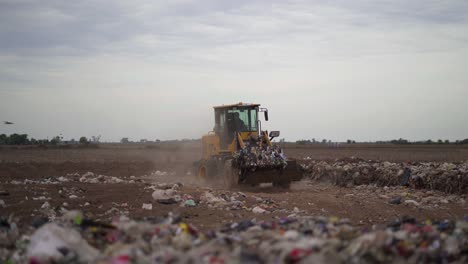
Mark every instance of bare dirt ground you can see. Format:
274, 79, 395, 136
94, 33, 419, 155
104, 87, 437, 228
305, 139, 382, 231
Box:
282, 143, 468, 162
1, 143, 467, 232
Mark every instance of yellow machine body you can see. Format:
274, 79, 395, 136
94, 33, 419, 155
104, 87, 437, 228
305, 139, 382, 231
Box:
202, 131, 273, 160
197, 102, 300, 187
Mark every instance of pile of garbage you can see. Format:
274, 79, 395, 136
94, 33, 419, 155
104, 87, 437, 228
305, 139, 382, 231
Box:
2, 212, 468, 263
300, 159, 468, 194
234, 143, 287, 170
335, 184, 466, 210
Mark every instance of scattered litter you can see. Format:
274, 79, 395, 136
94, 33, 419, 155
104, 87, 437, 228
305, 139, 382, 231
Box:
9, 172, 142, 185
57, 176, 69, 182
152, 170, 168, 176
200, 191, 226, 205
389, 197, 402, 205
32, 196, 49, 201
184, 199, 196, 207
40, 202, 50, 209
27, 223, 99, 263
1, 213, 467, 263
252, 206, 267, 214
404, 199, 420, 207
157, 198, 177, 204
152, 189, 180, 204
142, 203, 153, 210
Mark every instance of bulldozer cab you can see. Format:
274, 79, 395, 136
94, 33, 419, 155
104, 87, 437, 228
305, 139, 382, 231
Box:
214, 103, 259, 150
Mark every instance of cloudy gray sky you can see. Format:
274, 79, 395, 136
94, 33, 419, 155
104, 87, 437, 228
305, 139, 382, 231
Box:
1, 0, 467, 142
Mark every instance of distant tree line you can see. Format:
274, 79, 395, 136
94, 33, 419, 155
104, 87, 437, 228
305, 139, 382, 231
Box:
120, 137, 199, 144
376, 138, 468, 145
294, 138, 468, 145
2, 133, 467, 145
296, 138, 333, 145
0, 133, 92, 145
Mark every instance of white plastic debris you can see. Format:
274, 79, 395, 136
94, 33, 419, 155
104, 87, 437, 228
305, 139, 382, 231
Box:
32, 196, 48, 201
152, 189, 177, 201
27, 223, 99, 262
57, 176, 69, 182
283, 230, 299, 240
200, 192, 225, 204
80, 172, 94, 180
404, 200, 420, 207
109, 176, 124, 183
0, 199, 5, 208
153, 170, 168, 176
142, 203, 153, 210
41, 201, 50, 209
252, 206, 267, 214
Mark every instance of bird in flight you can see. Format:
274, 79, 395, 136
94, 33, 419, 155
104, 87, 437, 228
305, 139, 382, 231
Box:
3, 121, 14, 125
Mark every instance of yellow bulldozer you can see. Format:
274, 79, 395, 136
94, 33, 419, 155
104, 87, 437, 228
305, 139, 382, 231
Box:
196, 102, 301, 188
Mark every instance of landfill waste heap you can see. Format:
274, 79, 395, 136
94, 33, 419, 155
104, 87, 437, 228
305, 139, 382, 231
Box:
233, 142, 288, 171
300, 159, 468, 194
1, 212, 468, 263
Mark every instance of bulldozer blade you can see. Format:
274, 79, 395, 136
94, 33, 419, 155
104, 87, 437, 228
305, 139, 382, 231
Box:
240, 160, 302, 186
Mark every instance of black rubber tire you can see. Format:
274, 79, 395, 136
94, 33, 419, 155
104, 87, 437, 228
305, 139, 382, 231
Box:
273, 181, 290, 188
197, 163, 208, 184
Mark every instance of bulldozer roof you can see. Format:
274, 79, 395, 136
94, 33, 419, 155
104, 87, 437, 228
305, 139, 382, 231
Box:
213, 102, 260, 109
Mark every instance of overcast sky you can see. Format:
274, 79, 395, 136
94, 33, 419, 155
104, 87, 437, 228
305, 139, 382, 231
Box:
1, 0, 467, 142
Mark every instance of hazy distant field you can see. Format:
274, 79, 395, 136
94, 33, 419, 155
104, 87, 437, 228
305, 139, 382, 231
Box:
1, 142, 467, 163
1, 142, 466, 182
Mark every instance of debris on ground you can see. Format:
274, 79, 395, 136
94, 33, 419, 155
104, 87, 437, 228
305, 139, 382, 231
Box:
183, 199, 196, 207
301, 159, 468, 193
141, 203, 152, 210
389, 197, 402, 205
404, 199, 420, 207
41, 201, 50, 210
252, 206, 267, 214
8, 171, 147, 185
3, 154, 468, 263
152, 188, 180, 205
2, 212, 468, 263
27, 223, 99, 263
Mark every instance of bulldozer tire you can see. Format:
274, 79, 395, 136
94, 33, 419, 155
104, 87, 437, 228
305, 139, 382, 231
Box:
273, 180, 290, 189
197, 165, 207, 180
223, 159, 238, 189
